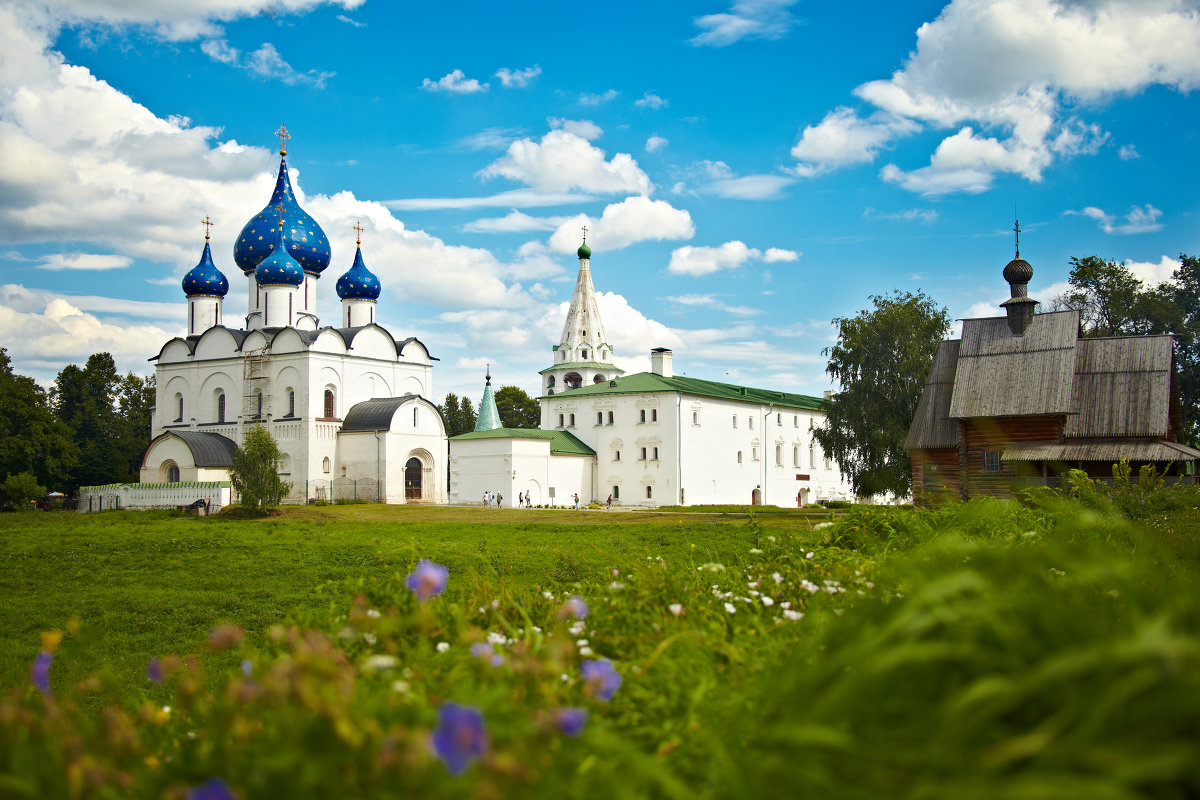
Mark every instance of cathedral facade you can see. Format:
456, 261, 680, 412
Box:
139, 135, 447, 504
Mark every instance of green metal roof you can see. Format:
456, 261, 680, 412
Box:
449, 428, 596, 456
475, 381, 502, 431
538, 361, 619, 374
539, 371, 825, 411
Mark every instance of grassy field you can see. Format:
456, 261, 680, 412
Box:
1, 493, 1198, 798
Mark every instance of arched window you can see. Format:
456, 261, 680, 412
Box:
794, 415, 799, 427
693, 411, 698, 425
749, 417, 754, 430
593, 374, 605, 383
652, 447, 659, 460
639, 409, 646, 423
777, 413, 782, 426
324, 389, 335, 418
287, 389, 295, 417
582, 349, 588, 359
607, 411, 613, 424
809, 446, 816, 468
548, 375, 555, 387
640, 447, 647, 460
322, 457, 331, 473
612, 485, 619, 499
646, 486, 652, 499
217, 393, 226, 423
174, 393, 183, 422
752, 447, 758, 461
793, 446, 799, 466
775, 445, 782, 466
737, 451, 743, 464
167, 464, 180, 482
558, 413, 565, 427
732, 415, 738, 428
548, 389, 555, 396
614, 450, 621, 461
651, 409, 658, 422
568, 413, 575, 427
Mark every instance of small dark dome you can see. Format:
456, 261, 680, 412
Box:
182, 240, 229, 297
577, 241, 591, 259
1003, 257, 1033, 284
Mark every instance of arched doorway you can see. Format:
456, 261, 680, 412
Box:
404, 457, 422, 500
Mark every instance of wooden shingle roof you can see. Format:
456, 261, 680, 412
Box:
947, 311, 1080, 418
1064, 335, 1175, 439
904, 339, 961, 450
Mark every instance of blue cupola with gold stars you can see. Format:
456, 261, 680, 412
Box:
337, 223, 381, 326
256, 217, 306, 288
184, 217, 229, 335
234, 127, 331, 278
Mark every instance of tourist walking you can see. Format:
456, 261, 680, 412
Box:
482, 490, 489, 507
496, 492, 503, 508
606, 494, 612, 510
573, 492, 580, 510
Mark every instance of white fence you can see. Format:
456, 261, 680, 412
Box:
77, 482, 232, 513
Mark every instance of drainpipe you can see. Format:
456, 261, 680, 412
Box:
676, 391, 683, 505
375, 429, 382, 503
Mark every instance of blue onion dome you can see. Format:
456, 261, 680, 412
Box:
336, 240, 382, 300
182, 236, 229, 297
255, 219, 305, 287
233, 147, 331, 276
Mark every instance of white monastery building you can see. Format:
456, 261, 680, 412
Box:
138, 130, 448, 505
121, 129, 847, 511
448, 238, 850, 507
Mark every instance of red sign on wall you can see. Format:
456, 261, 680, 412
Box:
795, 474, 810, 481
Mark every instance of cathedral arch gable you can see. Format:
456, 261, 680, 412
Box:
155, 338, 195, 363
344, 326, 399, 360
241, 330, 269, 353
193, 326, 243, 360
270, 327, 308, 354
397, 337, 432, 365
311, 329, 349, 354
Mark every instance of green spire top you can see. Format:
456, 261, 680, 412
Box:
577, 225, 591, 259
474, 366, 503, 432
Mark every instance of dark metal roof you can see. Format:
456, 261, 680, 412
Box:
143, 430, 237, 468
904, 339, 961, 450
341, 395, 427, 431
1064, 336, 1174, 439
948, 311, 1079, 418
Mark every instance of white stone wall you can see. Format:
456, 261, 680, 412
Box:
449, 438, 595, 507
78, 482, 231, 513
544, 387, 850, 507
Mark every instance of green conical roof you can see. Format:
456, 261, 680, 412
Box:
474, 368, 503, 432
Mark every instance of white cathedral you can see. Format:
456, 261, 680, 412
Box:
134, 131, 850, 509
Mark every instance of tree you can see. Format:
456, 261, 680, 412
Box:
1163, 254, 1200, 444
229, 426, 291, 513
1, 471, 46, 508
494, 385, 540, 429
0, 348, 76, 491
438, 393, 479, 437
1050, 256, 1145, 336
813, 290, 951, 498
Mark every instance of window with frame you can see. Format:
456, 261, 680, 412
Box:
775, 445, 782, 466
569, 413, 575, 426
217, 393, 226, 423
692, 411, 699, 425
323, 389, 335, 418
737, 451, 743, 464
646, 486, 652, 499
614, 450, 621, 461
653, 447, 659, 460
984, 451, 1002, 472
752, 447, 759, 461
733, 415, 738, 428
174, 393, 184, 422
639, 409, 646, 423
651, 409, 657, 422
287, 390, 295, 417
777, 413, 782, 426
809, 446, 816, 469
597, 411, 603, 425
640, 447, 647, 460
793, 415, 799, 427
612, 485, 619, 499
749, 417, 754, 430
558, 413, 564, 427
793, 446, 799, 466
607, 410, 614, 424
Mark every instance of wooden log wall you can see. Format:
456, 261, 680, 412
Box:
911, 448, 960, 506
960, 416, 1064, 499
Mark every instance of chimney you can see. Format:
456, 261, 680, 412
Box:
650, 347, 673, 377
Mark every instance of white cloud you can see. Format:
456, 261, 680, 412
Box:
1118, 143, 1140, 160
457, 127, 523, 151
1065, 204, 1164, 235
666, 293, 761, 316
548, 118, 603, 140
198, 39, 334, 87
479, 130, 653, 195
495, 65, 541, 88
335, 13, 365, 27
792, 0, 1200, 192
645, 135, 669, 153
421, 69, 489, 93
668, 241, 761, 276
579, 89, 618, 106
635, 91, 668, 109
1126, 255, 1179, 286
200, 38, 239, 64
863, 207, 939, 223
462, 211, 567, 234
791, 108, 918, 176
36, 253, 132, 270
708, 174, 796, 200
690, 0, 798, 47
503, 241, 569, 281
384, 189, 597, 211
547, 196, 695, 253
763, 248, 799, 262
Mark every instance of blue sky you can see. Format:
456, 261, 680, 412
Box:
1, 0, 1197, 405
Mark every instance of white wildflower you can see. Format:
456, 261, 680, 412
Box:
363, 632, 377, 645
801, 579, 820, 594
783, 609, 804, 621
700, 563, 727, 573
486, 632, 507, 646
569, 621, 586, 636
772, 572, 784, 584
576, 639, 589, 647
780, 601, 792, 609
761, 596, 775, 607
542, 591, 554, 599
724, 602, 737, 614
436, 642, 450, 653
805, 551, 815, 559
669, 603, 683, 615
366, 609, 381, 619
363, 655, 400, 671
391, 680, 410, 694
749, 548, 763, 554
579, 646, 594, 656
813, 522, 833, 530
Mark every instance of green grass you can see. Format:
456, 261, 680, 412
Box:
1, 494, 1198, 798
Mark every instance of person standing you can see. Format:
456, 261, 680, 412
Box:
573, 492, 580, 510
496, 492, 503, 508
482, 490, 489, 507
606, 494, 612, 510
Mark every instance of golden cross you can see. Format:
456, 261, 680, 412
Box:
353, 220, 364, 245
274, 202, 286, 230
201, 215, 213, 240
275, 123, 290, 153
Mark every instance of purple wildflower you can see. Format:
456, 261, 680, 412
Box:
581, 658, 622, 702
558, 595, 589, 620
146, 657, 165, 685
406, 559, 449, 601
431, 702, 486, 775
240, 659, 253, 677
187, 777, 236, 800
470, 642, 505, 667
556, 707, 588, 737
31, 651, 52, 697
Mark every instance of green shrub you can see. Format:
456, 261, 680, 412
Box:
229, 427, 291, 514
1, 471, 46, 507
